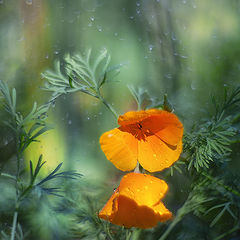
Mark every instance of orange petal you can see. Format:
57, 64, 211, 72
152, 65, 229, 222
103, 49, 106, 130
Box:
99, 128, 138, 171
98, 173, 172, 229
98, 189, 119, 221
118, 109, 163, 126
138, 135, 183, 172
119, 173, 168, 206
111, 195, 171, 228
141, 111, 183, 146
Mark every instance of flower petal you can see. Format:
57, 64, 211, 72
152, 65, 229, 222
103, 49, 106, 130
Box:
110, 195, 171, 228
141, 111, 183, 146
138, 135, 183, 172
118, 109, 162, 126
119, 173, 168, 206
99, 173, 172, 229
99, 128, 138, 171
98, 189, 119, 221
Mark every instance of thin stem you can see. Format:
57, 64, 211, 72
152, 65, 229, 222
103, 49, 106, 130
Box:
158, 215, 181, 240
134, 162, 140, 173
125, 229, 132, 240
0, 173, 16, 181
97, 92, 118, 119
130, 229, 141, 240
11, 129, 22, 240
10, 211, 18, 240
213, 225, 239, 240
202, 171, 240, 198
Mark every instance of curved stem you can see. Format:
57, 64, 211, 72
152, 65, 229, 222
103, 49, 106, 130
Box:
97, 91, 118, 120
213, 225, 239, 240
158, 215, 181, 240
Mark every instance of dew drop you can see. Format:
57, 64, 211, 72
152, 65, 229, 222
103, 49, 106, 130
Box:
108, 134, 113, 138
149, 45, 154, 51
25, 0, 32, 5
144, 186, 149, 190
97, 25, 102, 32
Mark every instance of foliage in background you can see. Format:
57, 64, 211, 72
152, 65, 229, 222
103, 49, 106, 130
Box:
1, 48, 240, 240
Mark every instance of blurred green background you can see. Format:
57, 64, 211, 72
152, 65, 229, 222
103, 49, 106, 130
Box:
1, 0, 240, 239
1, 0, 239, 178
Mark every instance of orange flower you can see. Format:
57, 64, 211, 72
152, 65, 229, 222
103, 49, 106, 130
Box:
99, 172, 172, 229
100, 109, 183, 172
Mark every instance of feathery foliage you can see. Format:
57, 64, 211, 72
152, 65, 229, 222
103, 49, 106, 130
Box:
1, 50, 240, 240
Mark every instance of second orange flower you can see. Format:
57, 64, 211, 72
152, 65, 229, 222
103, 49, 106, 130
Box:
100, 109, 183, 172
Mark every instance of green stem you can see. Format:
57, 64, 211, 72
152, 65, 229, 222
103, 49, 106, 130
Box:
158, 215, 181, 240
130, 229, 141, 240
125, 229, 132, 240
10, 211, 18, 240
133, 162, 140, 173
11, 129, 22, 240
202, 172, 240, 198
98, 93, 118, 120
0, 173, 16, 181
213, 225, 239, 240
